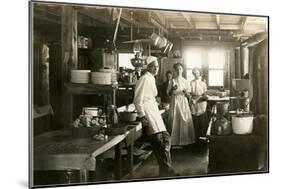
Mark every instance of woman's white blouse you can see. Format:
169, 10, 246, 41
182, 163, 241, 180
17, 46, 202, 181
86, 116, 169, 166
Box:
190, 79, 207, 116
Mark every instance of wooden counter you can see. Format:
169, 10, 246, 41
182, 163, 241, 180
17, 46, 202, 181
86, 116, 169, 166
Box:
33, 122, 142, 183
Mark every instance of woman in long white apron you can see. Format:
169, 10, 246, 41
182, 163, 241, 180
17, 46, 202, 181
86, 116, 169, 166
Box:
167, 63, 195, 146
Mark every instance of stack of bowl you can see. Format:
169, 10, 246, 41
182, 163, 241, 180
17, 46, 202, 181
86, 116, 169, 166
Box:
97, 68, 118, 84
70, 70, 91, 83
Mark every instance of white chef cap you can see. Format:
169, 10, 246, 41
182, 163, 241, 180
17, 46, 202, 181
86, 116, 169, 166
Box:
146, 56, 158, 66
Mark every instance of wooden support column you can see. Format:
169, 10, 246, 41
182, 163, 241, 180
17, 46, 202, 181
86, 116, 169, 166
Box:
40, 44, 50, 106
240, 45, 245, 77
114, 143, 122, 180
248, 46, 256, 112
234, 47, 241, 78
61, 6, 78, 83
61, 6, 78, 126
224, 49, 232, 89
229, 48, 237, 96
126, 129, 135, 178
240, 46, 249, 77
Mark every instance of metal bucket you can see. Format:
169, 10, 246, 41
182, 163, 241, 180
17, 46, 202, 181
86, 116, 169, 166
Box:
232, 114, 254, 135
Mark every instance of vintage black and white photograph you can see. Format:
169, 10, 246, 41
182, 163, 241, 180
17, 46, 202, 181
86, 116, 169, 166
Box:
29, 0, 268, 188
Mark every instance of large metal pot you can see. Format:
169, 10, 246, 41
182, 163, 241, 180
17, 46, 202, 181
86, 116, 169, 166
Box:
119, 111, 137, 122
232, 114, 254, 135
211, 117, 232, 135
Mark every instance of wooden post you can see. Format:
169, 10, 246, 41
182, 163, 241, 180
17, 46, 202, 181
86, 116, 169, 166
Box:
61, 6, 78, 83
240, 46, 249, 77
61, 6, 78, 127
240, 45, 245, 77
40, 43, 50, 106
114, 143, 122, 180
229, 49, 236, 96
234, 47, 241, 79
126, 129, 135, 178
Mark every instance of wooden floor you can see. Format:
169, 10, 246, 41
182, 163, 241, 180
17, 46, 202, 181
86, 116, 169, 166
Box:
33, 140, 265, 186
129, 142, 209, 179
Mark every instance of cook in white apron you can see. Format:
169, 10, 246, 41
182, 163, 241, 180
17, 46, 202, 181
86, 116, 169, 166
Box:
134, 56, 176, 176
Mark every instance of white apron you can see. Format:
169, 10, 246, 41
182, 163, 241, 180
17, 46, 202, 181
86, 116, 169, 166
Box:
168, 77, 195, 146
143, 98, 167, 135
134, 72, 166, 136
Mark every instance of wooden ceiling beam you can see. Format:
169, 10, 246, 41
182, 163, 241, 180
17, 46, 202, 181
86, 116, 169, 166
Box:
78, 8, 129, 28
240, 16, 248, 30
152, 12, 166, 28
215, 14, 221, 30
120, 10, 152, 29
150, 17, 168, 34
180, 35, 236, 41
78, 8, 112, 25
33, 8, 61, 25
220, 24, 243, 30
180, 12, 195, 28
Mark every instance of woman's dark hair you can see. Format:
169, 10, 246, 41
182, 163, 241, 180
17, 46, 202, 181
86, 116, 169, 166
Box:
173, 62, 184, 70
165, 70, 172, 77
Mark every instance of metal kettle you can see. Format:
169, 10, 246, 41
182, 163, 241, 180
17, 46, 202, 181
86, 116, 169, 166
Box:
211, 116, 232, 135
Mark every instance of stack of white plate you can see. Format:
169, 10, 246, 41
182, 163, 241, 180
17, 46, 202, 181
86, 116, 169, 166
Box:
99, 68, 118, 83
91, 72, 112, 85
70, 70, 91, 83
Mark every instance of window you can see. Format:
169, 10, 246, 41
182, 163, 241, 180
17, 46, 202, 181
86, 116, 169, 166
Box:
183, 48, 226, 88
118, 53, 135, 69
208, 50, 225, 87
185, 49, 202, 82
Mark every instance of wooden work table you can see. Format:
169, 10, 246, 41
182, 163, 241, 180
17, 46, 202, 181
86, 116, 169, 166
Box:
33, 122, 142, 184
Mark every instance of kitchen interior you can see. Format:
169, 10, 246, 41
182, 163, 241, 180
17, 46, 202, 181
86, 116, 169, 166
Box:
31, 1, 268, 187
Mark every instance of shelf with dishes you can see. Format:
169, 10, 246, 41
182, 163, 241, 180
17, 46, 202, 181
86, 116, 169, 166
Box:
70, 69, 117, 85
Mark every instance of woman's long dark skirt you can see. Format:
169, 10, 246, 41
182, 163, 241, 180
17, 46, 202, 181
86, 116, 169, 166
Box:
192, 112, 208, 140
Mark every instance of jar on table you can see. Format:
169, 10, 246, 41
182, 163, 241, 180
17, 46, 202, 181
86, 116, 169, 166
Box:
107, 104, 119, 126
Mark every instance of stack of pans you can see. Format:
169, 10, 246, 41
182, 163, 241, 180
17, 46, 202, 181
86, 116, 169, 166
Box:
70, 70, 91, 83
